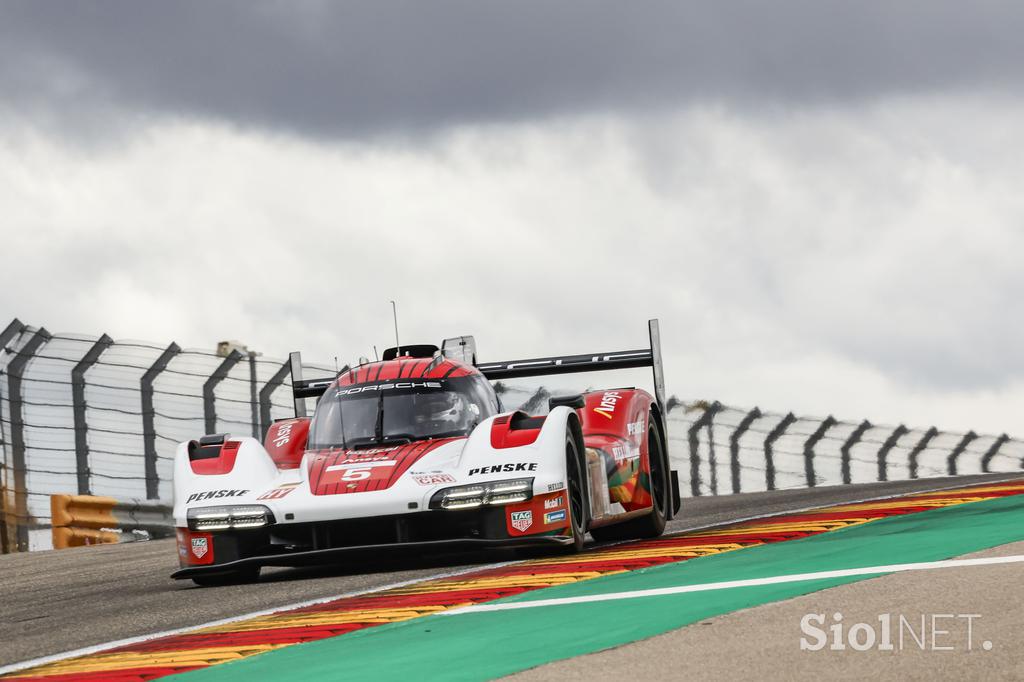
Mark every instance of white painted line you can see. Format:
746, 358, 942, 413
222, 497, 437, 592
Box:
0, 559, 516, 677
440, 554, 1024, 616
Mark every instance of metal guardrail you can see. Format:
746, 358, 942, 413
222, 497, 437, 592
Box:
50, 494, 174, 549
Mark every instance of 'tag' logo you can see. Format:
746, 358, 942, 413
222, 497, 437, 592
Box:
191, 537, 208, 559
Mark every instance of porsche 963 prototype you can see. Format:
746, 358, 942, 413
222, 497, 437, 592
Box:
172, 320, 680, 585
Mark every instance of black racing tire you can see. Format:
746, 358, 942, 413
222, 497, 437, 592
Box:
516, 431, 586, 557
191, 565, 260, 587
589, 416, 668, 542
563, 431, 587, 552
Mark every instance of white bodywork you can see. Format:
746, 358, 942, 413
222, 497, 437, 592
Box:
173, 407, 577, 527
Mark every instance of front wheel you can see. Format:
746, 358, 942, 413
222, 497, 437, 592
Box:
515, 432, 586, 558
564, 431, 587, 552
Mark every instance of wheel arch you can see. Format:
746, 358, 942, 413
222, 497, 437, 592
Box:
647, 400, 679, 519
565, 410, 591, 530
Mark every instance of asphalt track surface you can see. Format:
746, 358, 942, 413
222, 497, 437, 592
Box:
508, 541, 1024, 680
0, 473, 1015, 668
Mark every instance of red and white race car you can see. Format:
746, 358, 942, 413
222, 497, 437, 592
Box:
171, 320, 680, 585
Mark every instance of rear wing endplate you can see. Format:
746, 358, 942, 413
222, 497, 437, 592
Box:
476, 319, 667, 413
288, 352, 345, 417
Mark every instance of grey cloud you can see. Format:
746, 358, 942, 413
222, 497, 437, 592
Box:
2, 1, 1024, 139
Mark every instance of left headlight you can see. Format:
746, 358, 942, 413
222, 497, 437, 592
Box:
429, 478, 533, 510
187, 505, 274, 531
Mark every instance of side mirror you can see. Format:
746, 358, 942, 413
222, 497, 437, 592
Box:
441, 335, 477, 365
548, 394, 585, 411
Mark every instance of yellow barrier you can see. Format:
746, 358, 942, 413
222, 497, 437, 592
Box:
50, 495, 120, 549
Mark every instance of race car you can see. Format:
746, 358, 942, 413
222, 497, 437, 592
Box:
171, 320, 680, 585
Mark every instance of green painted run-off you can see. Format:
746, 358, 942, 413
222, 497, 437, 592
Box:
173, 493, 1024, 682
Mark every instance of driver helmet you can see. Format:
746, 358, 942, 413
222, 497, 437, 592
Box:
414, 391, 479, 430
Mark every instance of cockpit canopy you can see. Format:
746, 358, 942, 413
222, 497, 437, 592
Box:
308, 372, 499, 449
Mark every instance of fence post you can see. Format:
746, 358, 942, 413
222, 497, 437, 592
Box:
203, 350, 243, 435
0, 318, 25, 354
908, 427, 938, 479
71, 334, 113, 495
803, 416, 837, 488
248, 352, 259, 439
729, 407, 761, 494
686, 401, 722, 497
947, 431, 978, 476
0, 318, 27, 554
980, 434, 1010, 473
259, 361, 291, 441
876, 425, 909, 482
764, 413, 796, 491
840, 420, 872, 484
6, 327, 51, 552
141, 343, 180, 500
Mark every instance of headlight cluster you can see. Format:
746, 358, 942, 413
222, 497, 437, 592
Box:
429, 478, 533, 510
187, 505, 273, 531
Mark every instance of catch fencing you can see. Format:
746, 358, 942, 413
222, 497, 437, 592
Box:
665, 400, 1023, 497
0, 319, 333, 552
2, 319, 1022, 552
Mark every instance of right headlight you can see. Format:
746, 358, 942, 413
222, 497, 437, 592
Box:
429, 478, 533, 510
187, 505, 274, 531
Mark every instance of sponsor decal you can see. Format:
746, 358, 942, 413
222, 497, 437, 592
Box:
337, 381, 442, 397
412, 473, 456, 486
544, 496, 563, 510
257, 483, 299, 500
339, 444, 395, 454
468, 463, 538, 476
611, 444, 640, 463
325, 459, 397, 471
594, 391, 622, 419
176, 530, 214, 566
186, 489, 249, 504
547, 482, 565, 492
510, 510, 533, 532
544, 510, 567, 524
191, 537, 209, 559
627, 418, 645, 436
271, 421, 295, 448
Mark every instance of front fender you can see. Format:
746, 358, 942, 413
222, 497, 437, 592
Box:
457, 406, 577, 495
172, 436, 281, 525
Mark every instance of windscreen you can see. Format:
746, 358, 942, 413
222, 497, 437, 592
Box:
308, 375, 498, 449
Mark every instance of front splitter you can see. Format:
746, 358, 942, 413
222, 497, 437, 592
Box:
171, 535, 573, 579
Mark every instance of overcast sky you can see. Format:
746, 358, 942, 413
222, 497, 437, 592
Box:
2, 1, 1023, 434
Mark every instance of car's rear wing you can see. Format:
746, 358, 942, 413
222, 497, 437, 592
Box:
288, 353, 344, 417
289, 318, 667, 425
476, 319, 667, 417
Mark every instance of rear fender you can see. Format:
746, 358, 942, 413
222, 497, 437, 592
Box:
580, 388, 658, 513
264, 418, 311, 469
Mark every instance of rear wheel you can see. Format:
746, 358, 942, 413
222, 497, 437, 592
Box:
590, 416, 668, 541
191, 565, 260, 587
